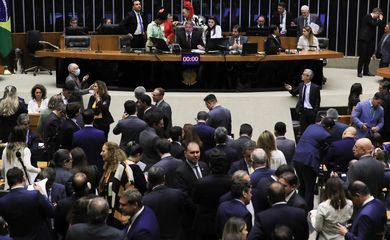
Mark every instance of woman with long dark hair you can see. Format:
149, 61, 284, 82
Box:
347, 83, 363, 114
70, 147, 99, 194
204, 16, 222, 43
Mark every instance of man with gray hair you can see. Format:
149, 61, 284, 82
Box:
65, 63, 90, 109
134, 86, 146, 100
17, 113, 41, 166
326, 108, 348, 142
66, 197, 125, 239
250, 148, 275, 188
204, 127, 240, 165
295, 5, 323, 36
285, 68, 321, 133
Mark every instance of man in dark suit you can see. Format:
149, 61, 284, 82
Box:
65, 63, 90, 108
228, 140, 256, 175
278, 172, 308, 213
324, 126, 356, 174
66, 197, 125, 240
274, 122, 295, 165
39, 167, 66, 204
113, 100, 147, 148
248, 182, 309, 240
60, 102, 82, 150
357, 8, 384, 77
139, 110, 164, 169
292, 117, 334, 210
204, 127, 240, 165
143, 166, 188, 240
152, 139, 182, 187
193, 111, 215, 152
0, 167, 54, 239
264, 25, 283, 55
337, 181, 386, 240
191, 149, 232, 240
295, 5, 323, 36
204, 94, 232, 135
216, 180, 252, 238
169, 126, 185, 159
176, 21, 205, 50
250, 148, 275, 188
346, 138, 384, 199
377, 22, 390, 68
254, 15, 267, 29
228, 25, 248, 50
228, 123, 253, 157
120, 188, 160, 240
379, 80, 390, 141
44, 101, 65, 160
271, 2, 294, 35
285, 68, 321, 133
73, 109, 106, 172
119, 0, 146, 48
326, 108, 348, 142
152, 87, 172, 137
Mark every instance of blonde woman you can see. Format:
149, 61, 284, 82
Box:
99, 141, 134, 229
256, 130, 286, 170
297, 26, 319, 50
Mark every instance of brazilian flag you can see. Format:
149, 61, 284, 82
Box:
0, 0, 12, 58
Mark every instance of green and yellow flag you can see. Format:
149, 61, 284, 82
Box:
0, 0, 12, 58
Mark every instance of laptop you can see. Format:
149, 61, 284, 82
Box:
150, 37, 170, 52
241, 43, 258, 55
206, 38, 230, 52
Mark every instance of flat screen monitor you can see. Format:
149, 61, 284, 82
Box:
150, 37, 170, 52
65, 35, 91, 49
246, 27, 269, 36
242, 43, 258, 55
65, 26, 88, 36
206, 37, 229, 51
99, 24, 127, 35
286, 26, 298, 37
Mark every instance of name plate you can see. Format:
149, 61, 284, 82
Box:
181, 53, 200, 65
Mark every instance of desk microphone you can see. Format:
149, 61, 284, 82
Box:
95, 43, 102, 53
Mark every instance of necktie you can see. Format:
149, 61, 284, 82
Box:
187, 34, 191, 47
280, 14, 284, 24
137, 13, 144, 33
304, 17, 308, 27
235, 38, 239, 44
302, 84, 307, 107
193, 165, 201, 179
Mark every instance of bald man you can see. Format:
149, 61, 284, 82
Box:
65, 63, 90, 108
325, 127, 357, 174
346, 138, 384, 198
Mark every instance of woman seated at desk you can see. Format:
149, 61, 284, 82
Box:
145, 10, 168, 52
297, 26, 319, 50
204, 16, 222, 44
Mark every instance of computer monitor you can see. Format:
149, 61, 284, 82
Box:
286, 26, 298, 37
64, 35, 91, 49
99, 24, 127, 35
119, 35, 132, 52
242, 43, 258, 55
246, 27, 269, 36
206, 37, 229, 51
65, 26, 88, 36
150, 37, 170, 52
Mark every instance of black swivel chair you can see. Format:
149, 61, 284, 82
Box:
318, 37, 329, 84
24, 30, 52, 76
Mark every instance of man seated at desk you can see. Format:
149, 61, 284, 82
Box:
228, 25, 248, 50
176, 21, 205, 50
264, 25, 284, 55
254, 15, 268, 29
69, 17, 79, 28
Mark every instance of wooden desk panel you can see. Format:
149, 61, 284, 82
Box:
59, 35, 120, 50
36, 49, 343, 62
377, 67, 390, 78
247, 36, 297, 51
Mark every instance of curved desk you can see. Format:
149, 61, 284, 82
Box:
377, 67, 390, 78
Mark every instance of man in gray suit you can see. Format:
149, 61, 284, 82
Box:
376, 22, 390, 68
65, 63, 90, 109
113, 100, 147, 148
274, 122, 295, 165
152, 87, 172, 137
295, 5, 323, 36
228, 25, 248, 50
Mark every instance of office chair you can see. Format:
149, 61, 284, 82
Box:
24, 30, 52, 76
318, 37, 329, 84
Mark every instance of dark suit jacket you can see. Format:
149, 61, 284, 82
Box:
139, 127, 160, 168
73, 126, 106, 172
170, 141, 185, 160
345, 199, 386, 240
0, 97, 27, 143
0, 188, 54, 239
271, 11, 294, 29
125, 206, 160, 240
292, 123, 331, 172
289, 81, 321, 114
175, 160, 209, 195
87, 94, 114, 130
66, 222, 125, 240
324, 137, 355, 173
207, 105, 232, 135
193, 122, 215, 151
44, 111, 63, 157
191, 174, 232, 235
113, 115, 147, 148
296, 14, 323, 36
156, 100, 172, 137
250, 167, 275, 189
275, 136, 295, 165
152, 155, 182, 187
248, 203, 309, 240
329, 121, 348, 142
55, 167, 73, 187
377, 33, 390, 63
228, 135, 252, 156
143, 185, 187, 240
346, 155, 385, 198
228, 158, 250, 175
60, 118, 81, 150
119, 10, 146, 35
287, 191, 308, 213
27, 129, 42, 166
359, 14, 383, 43
50, 182, 67, 203
176, 29, 204, 50
204, 144, 240, 165
252, 176, 276, 213
264, 35, 282, 54
216, 199, 252, 237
